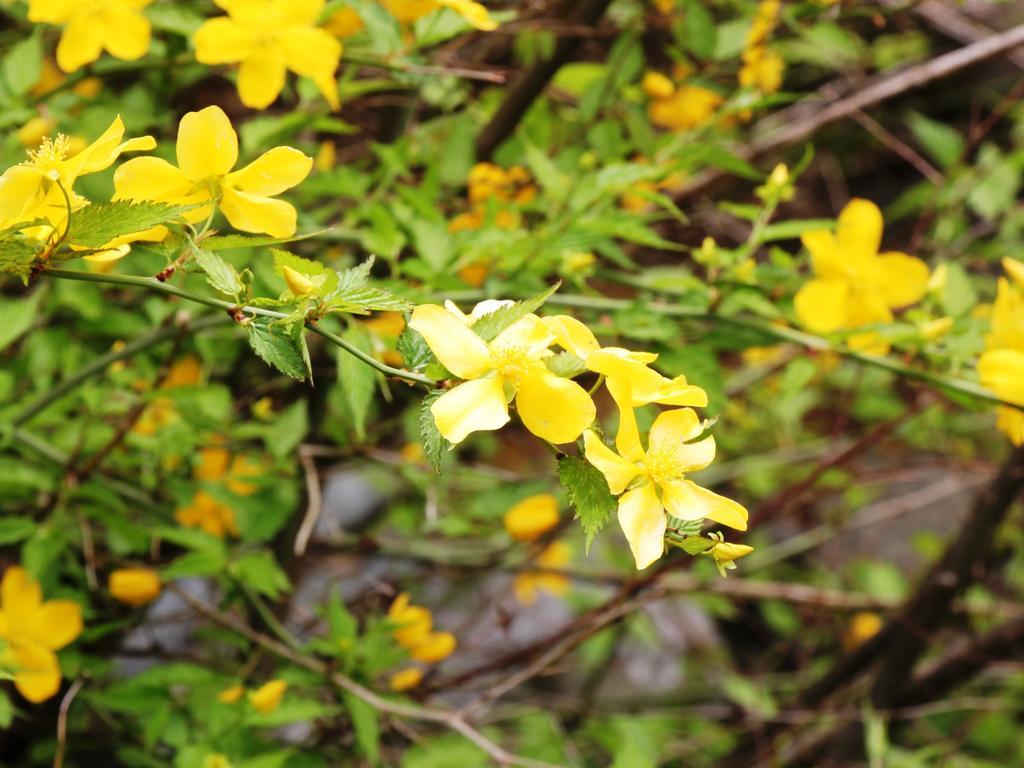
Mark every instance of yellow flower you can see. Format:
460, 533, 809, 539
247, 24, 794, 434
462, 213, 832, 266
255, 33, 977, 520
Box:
108, 568, 161, 607
175, 445, 260, 538
794, 198, 930, 351
194, 0, 342, 110
978, 270, 1024, 445
217, 683, 246, 703
641, 71, 675, 99
739, 48, 784, 93
1003, 256, 1024, 289
408, 303, 596, 444
114, 106, 312, 238
204, 755, 232, 768
647, 84, 723, 132
282, 265, 317, 296
514, 541, 571, 605
0, 115, 154, 234
844, 611, 884, 650
325, 6, 365, 37
389, 667, 424, 691
388, 593, 457, 663
437, 0, 498, 30
329, 0, 496, 33
0, 566, 82, 703
584, 409, 747, 570
707, 538, 754, 577
503, 494, 560, 541
249, 679, 287, 713
16, 116, 56, 148
28, 0, 152, 73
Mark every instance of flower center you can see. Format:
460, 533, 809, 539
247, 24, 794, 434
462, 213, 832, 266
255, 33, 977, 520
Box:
490, 345, 541, 384
28, 135, 71, 172
643, 447, 685, 485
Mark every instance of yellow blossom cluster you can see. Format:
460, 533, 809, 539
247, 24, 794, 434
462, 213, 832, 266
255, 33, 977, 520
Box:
978, 258, 1024, 444
410, 301, 749, 570
738, 0, 785, 95
175, 444, 261, 538
503, 494, 571, 604
794, 198, 930, 354
641, 67, 723, 133
0, 566, 82, 703
387, 593, 457, 691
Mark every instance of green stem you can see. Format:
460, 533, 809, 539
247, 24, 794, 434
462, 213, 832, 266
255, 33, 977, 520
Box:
39, 269, 433, 386
13, 313, 228, 427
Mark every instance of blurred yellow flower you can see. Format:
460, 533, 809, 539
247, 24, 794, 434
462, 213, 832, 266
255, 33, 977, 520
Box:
328, 0, 496, 35
844, 611, 884, 650
175, 445, 261, 538
388, 593, 457, 663
504, 494, 560, 541
408, 303, 596, 444
108, 568, 161, 607
389, 666, 424, 691
978, 260, 1024, 445
217, 683, 246, 703
194, 0, 342, 110
28, 0, 152, 73
16, 116, 56, 148
0, 566, 82, 703
738, 0, 784, 95
204, 755, 232, 768
249, 679, 288, 713
794, 198, 930, 353
115, 106, 312, 238
514, 541, 571, 604
647, 84, 723, 132
584, 409, 747, 570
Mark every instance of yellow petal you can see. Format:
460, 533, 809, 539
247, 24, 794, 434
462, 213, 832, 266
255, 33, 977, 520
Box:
876, 252, 930, 308
800, 229, 843, 279
645, 375, 708, 408
503, 494, 560, 541
515, 371, 596, 444
410, 631, 456, 663
1, 567, 42, 622
1003, 257, 1024, 290
582, 429, 641, 495
75, 116, 156, 175
281, 0, 325, 24
978, 349, 1024, 405
711, 541, 754, 564
836, 198, 883, 260
996, 405, 1024, 446
194, 18, 255, 64
101, 7, 151, 61
617, 483, 666, 570
12, 644, 62, 703
217, 683, 245, 703
389, 667, 423, 691
794, 278, 849, 333
25, 600, 83, 650
543, 315, 601, 359
430, 376, 510, 444
108, 568, 162, 608
280, 27, 342, 104
219, 187, 297, 237
225, 146, 312, 196
56, 18, 103, 72
490, 314, 555, 359
28, 0, 76, 23
604, 377, 645, 462
661, 479, 748, 530
237, 52, 287, 110
408, 304, 493, 379
249, 679, 287, 714
0, 166, 48, 227
177, 106, 238, 180
648, 407, 704, 450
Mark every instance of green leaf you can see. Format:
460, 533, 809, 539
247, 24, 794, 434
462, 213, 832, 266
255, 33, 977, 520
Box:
0, 517, 36, 545
760, 219, 835, 242
192, 246, 243, 297
396, 324, 434, 372
558, 455, 617, 553
327, 256, 411, 314
272, 248, 338, 296
343, 692, 381, 765
247, 318, 308, 381
939, 262, 977, 318
336, 325, 377, 441
470, 283, 560, 342
265, 399, 308, 459
2, 31, 42, 97
0, 237, 40, 282
230, 550, 290, 600
67, 201, 193, 249
145, 3, 206, 36
162, 550, 227, 579
546, 351, 588, 378
325, 587, 358, 645
906, 112, 964, 170
676, 536, 714, 555
0, 289, 42, 353
420, 389, 447, 474
680, 0, 717, 59
202, 230, 325, 251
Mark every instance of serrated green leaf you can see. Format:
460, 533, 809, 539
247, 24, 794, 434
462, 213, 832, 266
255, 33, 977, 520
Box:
420, 389, 447, 473
546, 351, 588, 378
470, 283, 560, 342
558, 455, 617, 553
247, 318, 308, 381
396, 324, 434, 372
344, 692, 381, 765
336, 256, 374, 292
193, 246, 243, 296
67, 201, 192, 249
336, 325, 377, 441
202, 230, 325, 251
230, 550, 290, 600
328, 285, 412, 314
0, 237, 40, 282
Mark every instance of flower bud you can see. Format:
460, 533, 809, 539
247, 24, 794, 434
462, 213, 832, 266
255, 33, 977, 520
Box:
642, 71, 675, 99
109, 568, 161, 607
282, 265, 316, 296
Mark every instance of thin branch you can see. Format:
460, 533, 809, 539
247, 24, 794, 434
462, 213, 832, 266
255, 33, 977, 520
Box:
53, 678, 85, 768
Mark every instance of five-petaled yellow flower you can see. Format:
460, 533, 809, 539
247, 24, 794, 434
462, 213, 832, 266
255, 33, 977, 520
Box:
408, 302, 596, 445
0, 566, 82, 703
503, 494, 560, 542
978, 258, 1024, 445
584, 409, 748, 570
795, 198, 930, 353
114, 106, 312, 238
194, 0, 342, 110
29, 0, 153, 73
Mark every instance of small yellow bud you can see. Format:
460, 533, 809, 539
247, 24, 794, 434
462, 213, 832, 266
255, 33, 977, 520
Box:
844, 611, 884, 650
251, 396, 275, 420
768, 163, 789, 187
282, 265, 317, 296
315, 140, 336, 172
217, 684, 245, 704
920, 316, 954, 341
562, 251, 596, 274
108, 568, 162, 607
389, 667, 424, 691
503, 494, 560, 541
642, 71, 675, 99
249, 679, 287, 714
410, 631, 457, 663
928, 263, 948, 293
